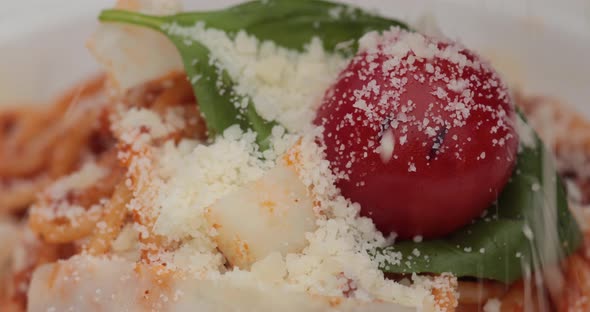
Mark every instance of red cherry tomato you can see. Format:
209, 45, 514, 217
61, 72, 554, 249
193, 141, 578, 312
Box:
314, 30, 518, 239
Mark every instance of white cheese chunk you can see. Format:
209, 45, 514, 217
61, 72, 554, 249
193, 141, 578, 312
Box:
250, 252, 287, 283
87, 0, 184, 91
206, 161, 317, 269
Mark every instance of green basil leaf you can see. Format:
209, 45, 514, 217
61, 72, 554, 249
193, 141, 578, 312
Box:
98, 10, 276, 150
373, 117, 583, 283
99, 0, 408, 149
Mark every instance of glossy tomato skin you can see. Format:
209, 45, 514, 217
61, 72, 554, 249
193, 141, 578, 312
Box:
314, 30, 519, 239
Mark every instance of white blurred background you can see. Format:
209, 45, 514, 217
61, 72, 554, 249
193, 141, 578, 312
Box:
1, 0, 588, 37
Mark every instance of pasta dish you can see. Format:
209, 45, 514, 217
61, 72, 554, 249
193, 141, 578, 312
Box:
1, 0, 589, 311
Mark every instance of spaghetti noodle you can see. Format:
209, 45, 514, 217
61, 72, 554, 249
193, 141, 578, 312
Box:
0, 73, 206, 310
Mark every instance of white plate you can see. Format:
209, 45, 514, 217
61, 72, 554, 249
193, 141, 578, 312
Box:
0, 0, 588, 117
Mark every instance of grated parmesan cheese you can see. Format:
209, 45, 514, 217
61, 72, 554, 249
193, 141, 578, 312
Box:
33, 161, 108, 223
46, 162, 107, 199
119, 119, 439, 306
152, 129, 269, 242
113, 107, 185, 148
162, 23, 348, 132
276, 131, 434, 304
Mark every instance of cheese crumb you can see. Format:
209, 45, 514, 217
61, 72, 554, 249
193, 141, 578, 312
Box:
483, 298, 502, 312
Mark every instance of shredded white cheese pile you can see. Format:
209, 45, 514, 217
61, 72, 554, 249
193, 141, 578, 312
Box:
153, 129, 269, 242
280, 130, 430, 303
114, 113, 435, 304
162, 23, 348, 132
